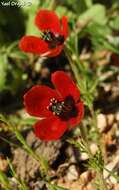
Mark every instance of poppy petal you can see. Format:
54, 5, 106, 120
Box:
34, 116, 67, 141
61, 16, 68, 38
51, 71, 80, 102
46, 45, 63, 57
24, 85, 60, 117
19, 36, 49, 54
69, 102, 84, 129
35, 9, 61, 34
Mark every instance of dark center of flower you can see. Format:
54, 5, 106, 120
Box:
43, 31, 64, 49
47, 96, 78, 120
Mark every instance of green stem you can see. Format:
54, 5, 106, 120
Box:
65, 48, 107, 190
79, 124, 92, 157
0, 170, 12, 190
0, 115, 50, 182
65, 48, 91, 153
90, 107, 105, 155
90, 107, 107, 190
96, 171, 107, 190
64, 48, 81, 84
65, 47, 92, 157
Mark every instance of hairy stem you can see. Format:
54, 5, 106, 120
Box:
65, 47, 107, 190
90, 107, 107, 190
0, 115, 50, 182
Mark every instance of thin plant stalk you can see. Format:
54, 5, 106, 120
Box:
65, 47, 107, 190
0, 115, 50, 182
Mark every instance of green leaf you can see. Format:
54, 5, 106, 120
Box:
7, 158, 28, 190
56, 6, 76, 21
84, 0, 93, 8
109, 36, 119, 48
87, 23, 111, 37
0, 171, 12, 190
48, 183, 69, 190
110, 16, 119, 30
0, 114, 49, 176
5, 67, 25, 95
19, 117, 37, 126
0, 54, 8, 91
25, 14, 40, 36
78, 4, 107, 26
62, 0, 88, 13
21, 1, 40, 36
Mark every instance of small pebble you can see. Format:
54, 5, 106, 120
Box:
97, 114, 107, 132
66, 165, 78, 181
80, 152, 89, 160
90, 143, 98, 155
107, 114, 114, 126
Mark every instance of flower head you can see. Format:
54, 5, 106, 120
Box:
19, 9, 68, 57
24, 71, 84, 141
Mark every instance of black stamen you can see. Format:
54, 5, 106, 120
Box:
47, 98, 73, 116
43, 31, 64, 49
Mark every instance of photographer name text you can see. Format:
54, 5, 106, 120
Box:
1, 1, 32, 7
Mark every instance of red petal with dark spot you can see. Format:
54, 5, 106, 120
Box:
24, 85, 60, 117
51, 71, 80, 102
35, 9, 61, 34
46, 46, 63, 57
19, 36, 49, 54
34, 116, 67, 141
69, 102, 84, 129
61, 16, 68, 38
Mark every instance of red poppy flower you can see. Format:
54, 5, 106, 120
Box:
24, 71, 84, 141
111, 53, 119, 66
19, 9, 68, 57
